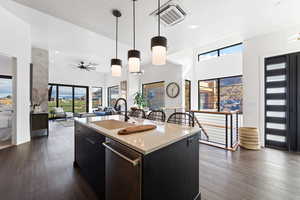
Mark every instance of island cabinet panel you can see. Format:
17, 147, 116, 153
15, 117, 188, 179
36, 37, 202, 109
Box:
105, 140, 142, 200
74, 122, 106, 198
142, 133, 200, 200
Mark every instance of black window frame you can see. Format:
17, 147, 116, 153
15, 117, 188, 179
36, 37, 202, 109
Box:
91, 87, 103, 109
198, 75, 243, 112
48, 83, 89, 116
198, 43, 243, 62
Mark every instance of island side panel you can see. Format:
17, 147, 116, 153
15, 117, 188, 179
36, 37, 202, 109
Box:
142, 132, 200, 200
74, 121, 106, 198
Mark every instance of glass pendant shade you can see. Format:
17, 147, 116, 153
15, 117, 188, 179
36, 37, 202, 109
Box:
151, 36, 167, 66
111, 58, 122, 77
128, 49, 141, 73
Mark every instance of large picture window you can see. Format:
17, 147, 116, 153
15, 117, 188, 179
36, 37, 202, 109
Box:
198, 76, 243, 112
48, 84, 89, 117
142, 81, 165, 110
92, 87, 103, 109
107, 86, 119, 107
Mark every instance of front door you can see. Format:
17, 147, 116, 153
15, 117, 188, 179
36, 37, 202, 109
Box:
265, 53, 300, 151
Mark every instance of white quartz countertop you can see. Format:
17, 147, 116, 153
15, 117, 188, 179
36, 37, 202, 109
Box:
75, 115, 201, 155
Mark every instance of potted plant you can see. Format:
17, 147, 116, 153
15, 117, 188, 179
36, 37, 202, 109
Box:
134, 92, 148, 109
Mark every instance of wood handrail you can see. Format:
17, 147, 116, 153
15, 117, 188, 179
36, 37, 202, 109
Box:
191, 110, 240, 115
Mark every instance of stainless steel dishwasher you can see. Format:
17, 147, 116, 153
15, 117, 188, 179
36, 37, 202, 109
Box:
103, 139, 142, 200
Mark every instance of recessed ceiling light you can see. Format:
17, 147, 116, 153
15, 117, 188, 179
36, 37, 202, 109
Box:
55, 51, 60, 54
188, 25, 199, 29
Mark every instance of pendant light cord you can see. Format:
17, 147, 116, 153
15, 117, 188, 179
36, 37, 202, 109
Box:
133, 0, 136, 50
116, 15, 118, 58
158, 0, 160, 36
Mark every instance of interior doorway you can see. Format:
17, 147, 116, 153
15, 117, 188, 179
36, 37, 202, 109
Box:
0, 54, 14, 150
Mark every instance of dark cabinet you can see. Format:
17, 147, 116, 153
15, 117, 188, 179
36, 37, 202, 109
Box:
74, 121, 200, 200
30, 113, 49, 137
142, 134, 200, 200
74, 122, 106, 198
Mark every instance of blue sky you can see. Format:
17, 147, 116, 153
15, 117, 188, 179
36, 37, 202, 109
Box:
0, 79, 12, 98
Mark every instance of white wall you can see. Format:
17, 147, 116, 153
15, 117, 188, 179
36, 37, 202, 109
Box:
0, 5, 31, 145
243, 24, 300, 145
0, 55, 12, 76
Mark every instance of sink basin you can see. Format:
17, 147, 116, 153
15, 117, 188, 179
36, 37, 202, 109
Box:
91, 120, 135, 130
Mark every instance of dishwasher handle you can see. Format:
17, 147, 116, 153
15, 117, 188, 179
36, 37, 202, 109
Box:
102, 142, 140, 167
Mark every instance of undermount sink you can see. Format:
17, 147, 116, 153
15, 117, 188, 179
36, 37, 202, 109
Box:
91, 120, 135, 130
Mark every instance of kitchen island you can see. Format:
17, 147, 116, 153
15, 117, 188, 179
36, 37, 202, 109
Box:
74, 115, 201, 200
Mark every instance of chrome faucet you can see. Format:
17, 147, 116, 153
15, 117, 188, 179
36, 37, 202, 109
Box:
114, 98, 130, 122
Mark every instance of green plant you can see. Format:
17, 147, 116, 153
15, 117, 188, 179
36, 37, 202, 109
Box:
134, 92, 148, 108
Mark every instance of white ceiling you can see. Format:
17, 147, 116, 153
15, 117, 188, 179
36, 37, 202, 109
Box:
11, 0, 300, 57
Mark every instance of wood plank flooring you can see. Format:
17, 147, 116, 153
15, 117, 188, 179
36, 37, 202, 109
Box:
0, 120, 299, 200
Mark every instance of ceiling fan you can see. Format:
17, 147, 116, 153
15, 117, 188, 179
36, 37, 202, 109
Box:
73, 61, 99, 71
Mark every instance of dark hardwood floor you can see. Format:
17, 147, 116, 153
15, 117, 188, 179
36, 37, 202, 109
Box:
0, 120, 299, 200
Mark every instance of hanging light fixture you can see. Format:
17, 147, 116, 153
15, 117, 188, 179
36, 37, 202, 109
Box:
111, 10, 122, 77
151, 0, 167, 65
128, 0, 141, 73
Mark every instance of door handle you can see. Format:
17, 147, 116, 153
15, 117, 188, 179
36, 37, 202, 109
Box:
102, 142, 140, 166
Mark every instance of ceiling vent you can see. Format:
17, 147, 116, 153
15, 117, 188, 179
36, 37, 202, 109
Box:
150, 0, 186, 27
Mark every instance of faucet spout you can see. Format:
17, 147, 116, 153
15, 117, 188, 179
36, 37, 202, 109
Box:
114, 98, 130, 122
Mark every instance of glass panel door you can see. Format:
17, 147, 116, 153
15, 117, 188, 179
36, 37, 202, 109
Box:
58, 86, 73, 113
74, 87, 88, 113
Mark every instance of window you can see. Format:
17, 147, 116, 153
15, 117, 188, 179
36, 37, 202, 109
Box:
48, 85, 57, 116
219, 43, 243, 56
92, 87, 102, 109
198, 80, 218, 111
219, 76, 243, 112
198, 76, 243, 113
58, 86, 73, 113
185, 80, 191, 111
198, 51, 218, 61
0, 76, 12, 106
48, 84, 89, 118
74, 87, 88, 113
107, 86, 119, 107
198, 43, 242, 62
142, 81, 165, 110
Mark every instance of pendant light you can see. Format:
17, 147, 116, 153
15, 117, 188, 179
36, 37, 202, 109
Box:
128, 0, 141, 73
151, 0, 167, 65
111, 10, 122, 77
